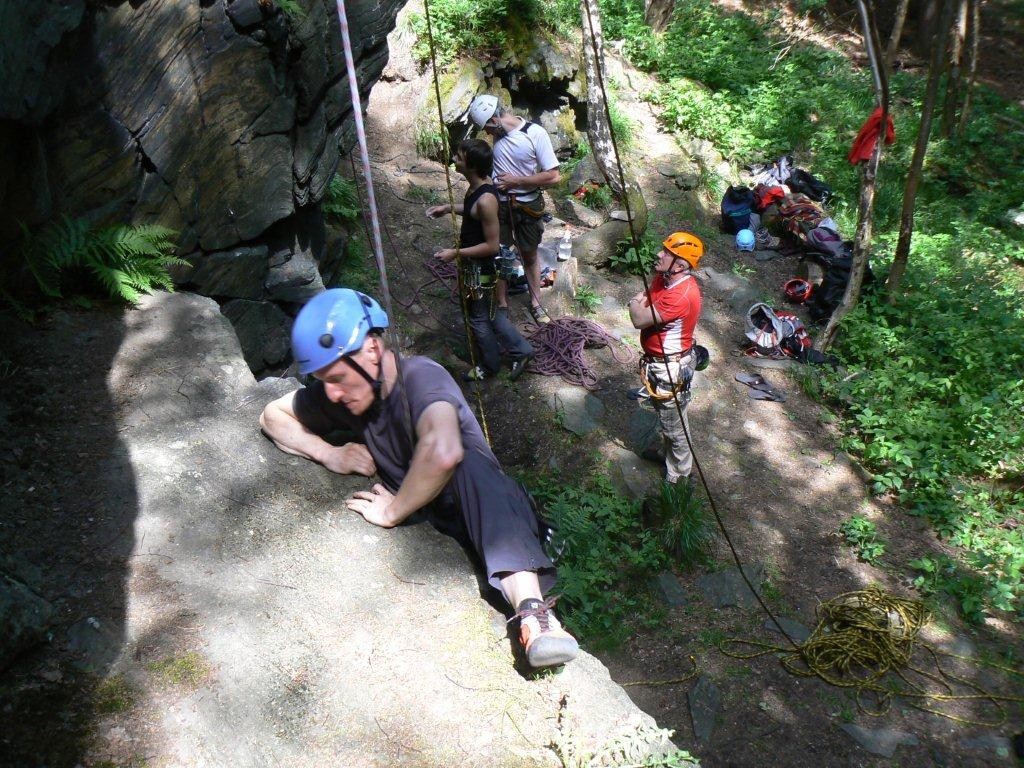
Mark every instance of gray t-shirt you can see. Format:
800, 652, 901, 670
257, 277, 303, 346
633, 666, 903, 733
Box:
293, 356, 499, 493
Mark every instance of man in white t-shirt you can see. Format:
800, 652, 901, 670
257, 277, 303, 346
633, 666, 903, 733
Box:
468, 95, 560, 324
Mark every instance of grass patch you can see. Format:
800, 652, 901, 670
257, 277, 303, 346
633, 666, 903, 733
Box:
94, 675, 135, 715
572, 284, 601, 315
147, 651, 210, 688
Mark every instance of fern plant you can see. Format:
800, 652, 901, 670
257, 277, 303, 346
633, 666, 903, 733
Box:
11, 215, 182, 308
323, 174, 361, 225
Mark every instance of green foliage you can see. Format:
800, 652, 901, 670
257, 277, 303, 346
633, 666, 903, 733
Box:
555, 722, 701, 768
4, 216, 182, 315
323, 175, 361, 225
327, 234, 378, 294
275, 0, 307, 21
575, 181, 614, 211
527, 473, 670, 649
909, 555, 990, 625
606, 93, 637, 153
609, 233, 660, 275
839, 515, 886, 564
407, 0, 574, 68
645, 481, 713, 568
573, 284, 601, 315
601, 0, 1024, 625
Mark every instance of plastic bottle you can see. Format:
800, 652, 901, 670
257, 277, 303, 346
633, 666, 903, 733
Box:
557, 230, 572, 262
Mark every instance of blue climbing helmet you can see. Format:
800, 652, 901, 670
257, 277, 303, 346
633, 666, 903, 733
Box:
291, 289, 389, 375
736, 229, 756, 252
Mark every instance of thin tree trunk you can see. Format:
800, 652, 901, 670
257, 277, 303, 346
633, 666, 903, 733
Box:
821, 0, 889, 351
940, 0, 969, 137
956, 0, 981, 137
644, 0, 675, 33
885, 0, 955, 304
885, 0, 912, 68
580, 0, 648, 233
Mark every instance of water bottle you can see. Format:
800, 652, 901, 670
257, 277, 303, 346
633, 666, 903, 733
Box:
557, 231, 572, 262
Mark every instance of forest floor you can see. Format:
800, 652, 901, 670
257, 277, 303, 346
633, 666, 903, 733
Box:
359, 23, 1023, 767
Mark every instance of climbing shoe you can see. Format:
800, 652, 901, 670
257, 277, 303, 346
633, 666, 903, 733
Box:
462, 366, 491, 382
512, 598, 578, 669
528, 303, 552, 325
508, 352, 534, 382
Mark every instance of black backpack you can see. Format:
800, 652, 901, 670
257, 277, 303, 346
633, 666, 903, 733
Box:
787, 169, 832, 204
721, 185, 757, 234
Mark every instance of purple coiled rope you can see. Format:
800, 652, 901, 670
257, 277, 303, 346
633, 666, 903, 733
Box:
525, 317, 637, 390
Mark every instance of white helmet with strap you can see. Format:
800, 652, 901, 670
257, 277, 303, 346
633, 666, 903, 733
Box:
469, 94, 498, 127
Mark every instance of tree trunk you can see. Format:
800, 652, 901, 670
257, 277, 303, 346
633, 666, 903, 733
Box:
580, 0, 648, 234
955, 0, 981, 137
821, 0, 890, 351
885, 0, 955, 303
644, 0, 675, 33
885, 0, 912, 68
939, 0, 969, 137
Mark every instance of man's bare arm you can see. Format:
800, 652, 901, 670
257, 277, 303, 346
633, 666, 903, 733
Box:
346, 401, 464, 527
629, 291, 662, 329
494, 168, 560, 192
260, 392, 376, 476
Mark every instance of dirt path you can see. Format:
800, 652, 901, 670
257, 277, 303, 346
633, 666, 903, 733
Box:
363, 45, 1023, 767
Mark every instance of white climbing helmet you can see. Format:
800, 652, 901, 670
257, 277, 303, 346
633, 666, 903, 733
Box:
469, 94, 499, 128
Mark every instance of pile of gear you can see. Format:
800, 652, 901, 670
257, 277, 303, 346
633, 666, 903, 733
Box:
718, 156, 871, 364
722, 154, 875, 332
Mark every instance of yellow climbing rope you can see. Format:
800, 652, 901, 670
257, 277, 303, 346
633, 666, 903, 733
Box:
721, 585, 1024, 726
421, 0, 492, 445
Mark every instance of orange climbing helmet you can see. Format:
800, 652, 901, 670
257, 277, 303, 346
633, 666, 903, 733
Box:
662, 231, 704, 270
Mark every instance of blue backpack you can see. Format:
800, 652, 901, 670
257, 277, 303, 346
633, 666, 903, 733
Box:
721, 186, 756, 234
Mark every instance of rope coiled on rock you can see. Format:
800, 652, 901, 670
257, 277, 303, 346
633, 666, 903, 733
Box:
525, 317, 636, 390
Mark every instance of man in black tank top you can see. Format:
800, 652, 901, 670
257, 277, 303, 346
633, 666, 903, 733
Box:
427, 140, 534, 381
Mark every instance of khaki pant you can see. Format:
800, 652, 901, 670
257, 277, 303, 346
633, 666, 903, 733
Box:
646, 356, 695, 483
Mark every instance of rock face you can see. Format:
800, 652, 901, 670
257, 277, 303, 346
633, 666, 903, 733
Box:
0, 0, 404, 355
0, 291, 674, 766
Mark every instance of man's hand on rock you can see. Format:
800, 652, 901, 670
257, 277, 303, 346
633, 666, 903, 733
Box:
345, 483, 397, 527
322, 443, 376, 476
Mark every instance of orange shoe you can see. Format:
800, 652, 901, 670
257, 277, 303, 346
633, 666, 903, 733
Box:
513, 598, 579, 668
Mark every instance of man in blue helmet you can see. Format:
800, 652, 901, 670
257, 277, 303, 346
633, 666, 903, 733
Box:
260, 288, 578, 669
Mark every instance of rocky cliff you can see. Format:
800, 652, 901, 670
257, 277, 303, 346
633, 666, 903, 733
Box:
0, 0, 402, 347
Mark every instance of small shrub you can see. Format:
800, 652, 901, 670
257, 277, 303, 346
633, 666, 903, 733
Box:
574, 181, 614, 211
839, 515, 886, 564
609, 233, 660, 275
645, 480, 713, 568
573, 284, 601, 315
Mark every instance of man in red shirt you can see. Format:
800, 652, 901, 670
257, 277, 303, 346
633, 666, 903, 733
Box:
628, 232, 704, 484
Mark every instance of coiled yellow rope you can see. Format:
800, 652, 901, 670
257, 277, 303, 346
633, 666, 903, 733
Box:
720, 585, 1023, 726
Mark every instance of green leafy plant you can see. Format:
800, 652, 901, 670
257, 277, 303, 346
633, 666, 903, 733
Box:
731, 261, 754, 279
645, 481, 713, 568
323, 175, 361, 225
909, 555, 989, 625
573, 284, 601, 315
609, 233, 660, 276
839, 515, 886, 564
574, 181, 614, 211
5, 216, 182, 314
527, 472, 670, 649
